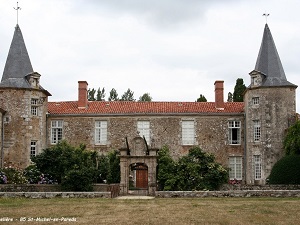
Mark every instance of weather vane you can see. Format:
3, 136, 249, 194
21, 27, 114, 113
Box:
13, 2, 21, 24
262, 13, 270, 23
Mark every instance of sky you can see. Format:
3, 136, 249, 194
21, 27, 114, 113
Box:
0, 0, 300, 111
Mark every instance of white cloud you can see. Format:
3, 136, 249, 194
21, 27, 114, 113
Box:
0, 0, 300, 111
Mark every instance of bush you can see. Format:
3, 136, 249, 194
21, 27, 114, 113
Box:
97, 150, 120, 184
61, 167, 96, 191
31, 141, 97, 184
0, 167, 27, 184
268, 155, 300, 184
284, 120, 300, 155
157, 146, 228, 191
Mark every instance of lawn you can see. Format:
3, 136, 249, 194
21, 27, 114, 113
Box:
0, 197, 299, 225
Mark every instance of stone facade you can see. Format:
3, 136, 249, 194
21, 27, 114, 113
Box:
0, 88, 48, 168
47, 114, 244, 164
244, 85, 296, 184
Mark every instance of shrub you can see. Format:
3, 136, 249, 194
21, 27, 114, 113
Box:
0, 171, 7, 184
31, 141, 98, 184
157, 146, 176, 191
98, 150, 120, 184
268, 155, 300, 184
284, 120, 300, 155
0, 167, 27, 184
157, 146, 228, 191
61, 167, 96, 191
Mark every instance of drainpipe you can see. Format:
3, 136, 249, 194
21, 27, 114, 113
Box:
243, 112, 247, 184
1, 110, 6, 168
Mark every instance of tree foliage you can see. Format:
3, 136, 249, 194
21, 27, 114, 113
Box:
196, 94, 207, 102
157, 146, 228, 191
31, 141, 98, 190
268, 155, 300, 184
96, 87, 106, 101
227, 92, 233, 102
88, 88, 96, 101
108, 88, 119, 101
284, 120, 300, 155
121, 88, 135, 101
139, 93, 152, 102
233, 78, 246, 102
97, 150, 120, 184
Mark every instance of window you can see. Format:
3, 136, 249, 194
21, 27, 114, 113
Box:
31, 98, 38, 116
254, 155, 262, 180
95, 121, 107, 145
182, 120, 195, 145
137, 121, 150, 144
252, 97, 259, 105
253, 120, 261, 142
30, 141, 37, 157
229, 156, 242, 180
51, 120, 63, 144
228, 121, 241, 145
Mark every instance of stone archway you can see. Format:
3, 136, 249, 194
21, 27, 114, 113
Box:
119, 136, 158, 196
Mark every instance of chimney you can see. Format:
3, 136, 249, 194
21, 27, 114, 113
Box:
214, 80, 224, 110
78, 81, 88, 108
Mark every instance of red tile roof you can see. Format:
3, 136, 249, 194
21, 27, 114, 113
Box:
48, 101, 244, 115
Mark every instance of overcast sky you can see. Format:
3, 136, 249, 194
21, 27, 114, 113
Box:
0, 0, 300, 111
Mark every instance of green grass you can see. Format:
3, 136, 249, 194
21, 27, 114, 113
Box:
0, 198, 300, 225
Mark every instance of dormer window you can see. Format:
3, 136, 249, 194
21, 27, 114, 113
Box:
249, 70, 265, 87
26, 72, 41, 89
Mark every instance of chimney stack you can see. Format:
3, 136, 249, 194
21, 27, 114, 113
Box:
214, 80, 224, 110
78, 81, 88, 109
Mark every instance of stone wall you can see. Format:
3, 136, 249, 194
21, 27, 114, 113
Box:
155, 190, 300, 198
0, 184, 120, 197
0, 192, 111, 198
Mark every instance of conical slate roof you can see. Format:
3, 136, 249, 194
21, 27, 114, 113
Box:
0, 24, 33, 88
255, 24, 296, 87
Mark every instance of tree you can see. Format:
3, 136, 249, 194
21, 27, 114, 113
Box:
233, 78, 246, 102
283, 120, 300, 155
196, 94, 207, 102
88, 88, 96, 101
227, 92, 233, 102
96, 87, 106, 101
108, 88, 119, 101
121, 88, 135, 101
139, 93, 152, 102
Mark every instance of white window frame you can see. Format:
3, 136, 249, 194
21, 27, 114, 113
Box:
253, 120, 261, 142
228, 121, 241, 145
252, 97, 259, 105
137, 121, 150, 145
31, 98, 38, 116
95, 121, 107, 145
254, 155, 262, 180
30, 140, 37, 157
182, 120, 195, 145
229, 156, 242, 180
51, 120, 63, 144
